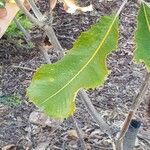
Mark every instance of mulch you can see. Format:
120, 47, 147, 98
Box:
0, 0, 150, 149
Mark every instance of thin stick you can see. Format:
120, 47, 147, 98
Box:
27, 0, 62, 54
28, 0, 44, 21
14, 0, 43, 27
38, 43, 84, 150
38, 43, 52, 64
131, 72, 150, 111
45, 26, 64, 57
79, 90, 116, 138
14, 17, 31, 44
116, 72, 150, 142
70, 116, 87, 150
12, 65, 36, 71
15, 0, 64, 55
14, 15, 51, 64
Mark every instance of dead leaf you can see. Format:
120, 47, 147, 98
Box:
2, 144, 16, 150
24, 0, 31, 11
0, 3, 20, 38
49, 0, 57, 10
0, 0, 30, 39
67, 129, 78, 140
29, 110, 61, 128
8, 0, 30, 10
59, 0, 93, 14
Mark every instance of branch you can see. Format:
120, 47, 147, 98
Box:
14, 0, 43, 27
37, 43, 52, 64
12, 65, 36, 71
70, 116, 87, 150
14, 17, 31, 44
131, 72, 150, 111
15, 0, 64, 55
28, 0, 44, 21
79, 90, 117, 138
29, 0, 62, 54
44, 26, 64, 57
116, 72, 150, 145
13, 14, 51, 68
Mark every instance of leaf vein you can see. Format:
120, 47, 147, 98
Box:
143, 3, 150, 32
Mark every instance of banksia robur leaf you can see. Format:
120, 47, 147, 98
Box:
27, 15, 119, 120
134, 3, 150, 71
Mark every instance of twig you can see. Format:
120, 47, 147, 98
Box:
14, 17, 31, 44
131, 72, 150, 111
116, 111, 134, 142
115, 0, 128, 17
27, 0, 62, 54
44, 26, 64, 58
38, 41, 84, 150
14, 0, 43, 27
70, 116, 87, 150
14, 15, 51, 64
28, 0, 44, 21
15, 0, 64, 55
37, 42, 106, 150
116, 72, 150, 145
12, 65, 36, 71
38, 43, 52, 64
79, 90, 117, 138
14, 16, 52, 65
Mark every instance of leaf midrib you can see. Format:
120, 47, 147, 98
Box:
143, 3, 150, 32
40, 16, 118, 105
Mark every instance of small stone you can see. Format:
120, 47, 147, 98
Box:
86, 144, 91, 150
29, 111, 47, 126
89, 129, 102, 137
34, 142, 50, 150
69, 140, 78, 148
67, 129, 78, 140
29, 110, 61, 128
25, 125, 40, 135
135, 138, 140, 147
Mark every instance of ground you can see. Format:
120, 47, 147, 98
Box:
0, 0, 150, 149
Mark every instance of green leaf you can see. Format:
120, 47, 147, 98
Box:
27, 15, 119, 120
134, 3, 150, 71
0, 0, 5, 8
